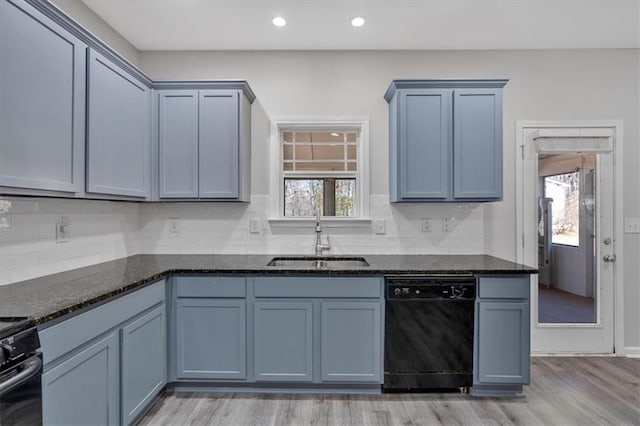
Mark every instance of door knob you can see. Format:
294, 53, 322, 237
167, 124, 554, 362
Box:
603, 254, 616, 263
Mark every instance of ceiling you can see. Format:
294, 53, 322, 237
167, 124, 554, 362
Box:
82, 0, 640, 51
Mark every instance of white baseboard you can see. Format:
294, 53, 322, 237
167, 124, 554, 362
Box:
624, 347, 640, 358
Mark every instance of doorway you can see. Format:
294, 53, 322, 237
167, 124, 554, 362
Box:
516, 122, 623, 354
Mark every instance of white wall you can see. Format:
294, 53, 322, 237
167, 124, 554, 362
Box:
0, 197, 140, 285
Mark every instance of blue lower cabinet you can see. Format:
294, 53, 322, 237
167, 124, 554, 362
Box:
320, 302, 382, 383
472, 275, 531, 397
121, 305, 166, 425
253, 302, 313, 382
42, 332, 119, 426
176, 299, 246, 379
474, 301, 530, 385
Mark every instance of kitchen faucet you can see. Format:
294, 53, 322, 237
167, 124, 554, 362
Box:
314, 211, 331, 255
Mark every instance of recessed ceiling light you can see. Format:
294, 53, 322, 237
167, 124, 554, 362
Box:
272, 16, 287, 27
330, 132, 340, 137
351, 17, 365, 27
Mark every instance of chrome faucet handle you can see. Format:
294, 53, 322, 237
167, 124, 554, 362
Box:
318, 236, 331, 254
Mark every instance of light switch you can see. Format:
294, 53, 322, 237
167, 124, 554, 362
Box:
169, 218, 179, 233
249, 218, 261, 234
373, 219, 386, 235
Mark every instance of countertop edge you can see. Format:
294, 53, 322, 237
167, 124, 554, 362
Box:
1, 254, 537, 326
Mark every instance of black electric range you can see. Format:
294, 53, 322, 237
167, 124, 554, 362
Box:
0, 317, 42, 425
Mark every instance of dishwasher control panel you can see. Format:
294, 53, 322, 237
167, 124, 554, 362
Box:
386, 277, 475, 300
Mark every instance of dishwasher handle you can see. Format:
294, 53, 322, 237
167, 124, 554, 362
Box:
0, 355, 42, 397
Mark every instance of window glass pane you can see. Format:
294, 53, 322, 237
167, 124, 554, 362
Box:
295, 132, 311, 142
293, 145, 312, 160
316, 145, 344, 161
283, 145, 294, 160
347, 145, 357, 160
346, 162, 357, 172
281, 130, 358, 173
283, 161, 294, 171
311, 132, 343, 142
545, 172, 580, 246
335, 179, 356, 217
284, 179, 323, 217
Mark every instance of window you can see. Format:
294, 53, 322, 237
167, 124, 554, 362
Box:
281, 130, 359, 217
544, 171, 580, 246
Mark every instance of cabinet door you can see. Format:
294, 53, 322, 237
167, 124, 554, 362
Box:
176, 299, 246, 379
321, 302, 381, 382
121, 305, 166, 425
198, 90, 239, 199
158, 91, 199, 198
0, 0, 85, 193
453, 88, 502, 199
475, 301, 530, 384
254, 302, 313, 381
42, 332, 119, 426
87, 49, 150, 198
398, 89, 451, 200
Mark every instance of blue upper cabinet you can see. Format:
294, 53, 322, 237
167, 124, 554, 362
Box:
385, 80, 508, 202
86, 49, 151, 198
155, 83, 254, 201
158, 91, 199, 198
199, 90, 240, 199
398, 89, 451, 200
0, 0, 86, 194
453, 89, 503, 199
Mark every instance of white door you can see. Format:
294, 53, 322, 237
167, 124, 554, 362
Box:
517, 123, 620, 354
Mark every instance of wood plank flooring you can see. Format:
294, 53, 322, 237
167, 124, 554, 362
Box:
139, 357, 640, 426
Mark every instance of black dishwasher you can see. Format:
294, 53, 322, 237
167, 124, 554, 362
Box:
383, 276, 475, 392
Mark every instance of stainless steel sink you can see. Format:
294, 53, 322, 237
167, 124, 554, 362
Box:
267, 256, 370, 268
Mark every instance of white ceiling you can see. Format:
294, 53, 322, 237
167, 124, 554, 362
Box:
82, 0, 640, 51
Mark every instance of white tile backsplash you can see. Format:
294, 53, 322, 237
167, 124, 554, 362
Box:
0, 197, 140, 285
1, 194, 486, 285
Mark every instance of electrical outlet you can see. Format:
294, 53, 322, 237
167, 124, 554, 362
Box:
624, 218, 640, 234
421, 218, 431, 233
249, 218, 261, 234
373, 219, 386, 235
169, 218, 179, 233
442, 218, 453, 232
56, 216, 69, 243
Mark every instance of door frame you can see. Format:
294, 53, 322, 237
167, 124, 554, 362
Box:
515, 120, 624, 355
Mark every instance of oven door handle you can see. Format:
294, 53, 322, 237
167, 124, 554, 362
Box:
0, 355, 42, 397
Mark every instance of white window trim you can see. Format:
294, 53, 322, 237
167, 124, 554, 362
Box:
268, 116, 371, 228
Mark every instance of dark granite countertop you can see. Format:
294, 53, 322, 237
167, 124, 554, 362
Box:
0, 254, 536, 326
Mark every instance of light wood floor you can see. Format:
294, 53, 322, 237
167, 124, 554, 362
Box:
139, 357, 640, 426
